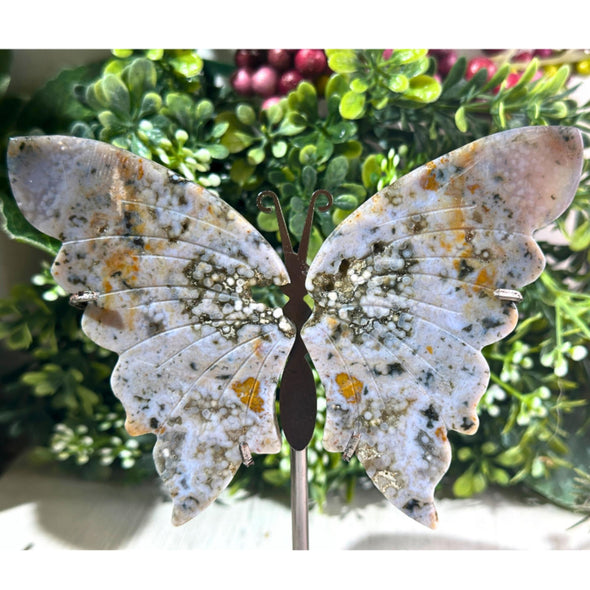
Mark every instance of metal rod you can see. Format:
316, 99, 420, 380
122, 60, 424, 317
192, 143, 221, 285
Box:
290, 447, 309, 550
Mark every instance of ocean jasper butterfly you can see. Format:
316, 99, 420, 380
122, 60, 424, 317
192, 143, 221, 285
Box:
7, 126, 583, 528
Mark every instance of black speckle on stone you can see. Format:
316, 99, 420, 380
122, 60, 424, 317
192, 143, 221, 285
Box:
458, 259, 474, 279
482, 316, 503, 330
150, 417, 159, 429
403, 499, 422, 513
421, 404, 439, 428
338, 258, 350, 276
372, 241, 386, 255
387, 362, 405, 376
461, 416, 475, 430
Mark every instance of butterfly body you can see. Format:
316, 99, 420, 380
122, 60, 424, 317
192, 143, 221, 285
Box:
7, 126, 583, 528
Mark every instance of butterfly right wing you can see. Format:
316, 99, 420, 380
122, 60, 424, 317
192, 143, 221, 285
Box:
302, 126, 583, 527
7, 135, 296, 524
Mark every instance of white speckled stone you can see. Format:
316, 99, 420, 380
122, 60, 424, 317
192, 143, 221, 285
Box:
301, 126, 583, 528
7, 127, 584, 531
7, 135, 296, 525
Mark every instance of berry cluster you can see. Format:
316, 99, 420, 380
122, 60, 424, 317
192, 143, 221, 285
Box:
231, 49, 331, 108
429, 49, 590, 91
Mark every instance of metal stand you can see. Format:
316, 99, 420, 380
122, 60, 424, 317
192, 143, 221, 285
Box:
257, 190, 333, 551
291, 447, 309, 550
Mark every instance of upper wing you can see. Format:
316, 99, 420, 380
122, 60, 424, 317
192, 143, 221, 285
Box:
7, 135, 296, 525
301, 126, 583, 528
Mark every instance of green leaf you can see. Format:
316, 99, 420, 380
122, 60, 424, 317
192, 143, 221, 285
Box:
257, 210, 279, 232
388, 49, 427, 65
482, 62, 511, 92
0, 190, 60, 255
333, 193, 358, 210
99, 74, 131, 118
277, 112, 307, 136
336, 140, 362, 160
6, 323, 33, 350
361, 154, 381, 188
404, 75, 441, 103
496, 100, 506, 128
122, 58, 157, 110
569, 219, 590, 251
221, 126, 256, 153
454, 105, 468, 132
327, 50, 358, 74
236, 103, 256, 126
289, 210, 307, 239
302, 166, 317, 194
139, 92, 162, 117
350, 78, 369, 93
288, 81, 317, 120
169, 52, 203, 79
145, 49, 164, 61
16, 62, 101, 133
229, 158, 255, 184
496, 446, 526, 468
324, 155, 348, 188
299, 144, 317, 166
206, 144, 229, 159
340, 90, 366, 119
247, 146, 265, 166
325, 73, 349, 99
272, 140, 288, 159
442, 57, 467, 91
388, 74, 409, 93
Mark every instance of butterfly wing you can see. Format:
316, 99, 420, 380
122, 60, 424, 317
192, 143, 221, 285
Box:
301, 126, 583, 527
7, 135, 296, 525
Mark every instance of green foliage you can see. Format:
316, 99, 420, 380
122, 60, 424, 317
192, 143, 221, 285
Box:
1, 49, 590, 514
326, 49, 441, 119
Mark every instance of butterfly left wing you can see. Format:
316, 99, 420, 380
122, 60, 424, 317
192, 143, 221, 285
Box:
7, 135, 296, 524
301, 126, 583, 528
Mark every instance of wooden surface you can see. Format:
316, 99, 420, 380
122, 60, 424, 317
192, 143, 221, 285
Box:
0, 461, 588, 551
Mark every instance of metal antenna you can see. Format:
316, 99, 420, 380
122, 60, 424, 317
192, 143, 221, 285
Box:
257, 189, 332, 550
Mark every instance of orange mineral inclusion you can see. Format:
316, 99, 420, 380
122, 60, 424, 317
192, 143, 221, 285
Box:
233, 377, 264, 413
335, 373, 364, 403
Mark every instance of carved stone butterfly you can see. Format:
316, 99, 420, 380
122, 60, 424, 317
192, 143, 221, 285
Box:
7, 126, 583, 528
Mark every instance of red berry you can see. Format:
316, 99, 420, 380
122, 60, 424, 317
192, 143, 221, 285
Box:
235, 49, 266, 69
504, 72, 521, 88
231, 68, 253, 95
382, 49, 393, 59
434, 50, 458, 77
267, 49, 293, 72
466, 57, 497, 81
261, 96, 282, 109
294, 49, 327, 79
278, 69, 303, 94
251, 66, 278, 97
534, 49, 553, 58
513, 51, 533, 62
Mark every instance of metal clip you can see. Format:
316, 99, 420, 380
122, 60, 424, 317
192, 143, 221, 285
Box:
343, 432, 361, 462
239, 442, 254, 467
69, 290, 99, 309
493, 288, 523, 303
